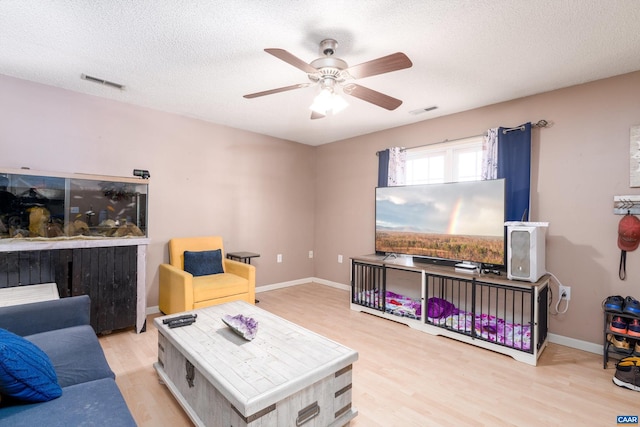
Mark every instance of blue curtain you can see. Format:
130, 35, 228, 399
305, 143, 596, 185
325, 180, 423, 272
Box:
377, 149, 390, 187
497, 123, 531, 221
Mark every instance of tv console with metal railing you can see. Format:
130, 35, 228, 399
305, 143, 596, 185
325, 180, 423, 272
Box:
350, 254, 549, 365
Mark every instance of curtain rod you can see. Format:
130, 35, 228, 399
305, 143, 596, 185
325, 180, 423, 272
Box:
502, 119, 550, 134
376, 119, 550, 155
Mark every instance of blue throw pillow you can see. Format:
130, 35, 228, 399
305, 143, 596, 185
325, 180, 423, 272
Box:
184, 249, 224, 276
0, 328, 62, 403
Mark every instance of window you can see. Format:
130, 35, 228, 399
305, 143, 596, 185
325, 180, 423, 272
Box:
405, 135, 483, 184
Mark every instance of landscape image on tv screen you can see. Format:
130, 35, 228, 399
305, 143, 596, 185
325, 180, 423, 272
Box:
375, 179, 505, 266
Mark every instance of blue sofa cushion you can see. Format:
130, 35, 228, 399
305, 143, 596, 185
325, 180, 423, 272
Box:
0, 295, 90, 337
0, 328, 62, 403
0, 377, 137, 427
184, 249, 224, 276
26, 325, 115, 388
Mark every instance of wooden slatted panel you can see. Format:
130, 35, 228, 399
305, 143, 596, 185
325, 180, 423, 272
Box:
0, 246, 137, 334
0, 250, 58, 288
54, 249, 73, 298
0, 252, 20, 287
19, 251, 31, 284
71, 248, 84, 296
112, 245, 137, 331
97, 246, 113, 332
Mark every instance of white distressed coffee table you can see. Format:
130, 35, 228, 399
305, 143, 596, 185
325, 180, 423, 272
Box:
154, 301, 358, 427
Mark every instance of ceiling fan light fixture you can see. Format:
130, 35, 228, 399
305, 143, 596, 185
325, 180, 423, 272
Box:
245, 39, 412, 118
310, 88, 348, 115
331, 93, 349, 114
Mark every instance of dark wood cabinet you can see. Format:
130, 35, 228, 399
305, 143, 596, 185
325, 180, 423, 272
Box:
0, 246, 137, 334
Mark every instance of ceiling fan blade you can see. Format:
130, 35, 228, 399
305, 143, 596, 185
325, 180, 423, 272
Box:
264, 48, 318, 74
310, 111, 325, 120
243, 83, 311, 99
345, 52, 412, 79
343, 83, 403, 110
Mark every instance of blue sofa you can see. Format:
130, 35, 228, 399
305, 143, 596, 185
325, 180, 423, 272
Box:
0, 295, 136, 426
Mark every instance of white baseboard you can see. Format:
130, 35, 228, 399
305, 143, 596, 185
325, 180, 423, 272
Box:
146, 280, 602, 357
255, 277, 315, 293
547, 333, 603, 355
146, 305, 161, 316
255, 277, 350, 293
306, 277, 350, 291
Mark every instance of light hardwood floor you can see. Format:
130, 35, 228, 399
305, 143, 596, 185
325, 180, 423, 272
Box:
100, 283, 638, 427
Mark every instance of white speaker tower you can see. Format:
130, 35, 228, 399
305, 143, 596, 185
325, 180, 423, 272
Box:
505, 222, 549, 282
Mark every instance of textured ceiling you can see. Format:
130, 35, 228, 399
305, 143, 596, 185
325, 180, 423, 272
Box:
1, 1, 640, 146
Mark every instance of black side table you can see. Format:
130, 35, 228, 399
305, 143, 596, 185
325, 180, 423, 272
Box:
226, 252, 260, 303
226, 251, 260, 264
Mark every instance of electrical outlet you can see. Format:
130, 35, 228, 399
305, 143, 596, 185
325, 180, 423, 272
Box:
277, 254, 282, 263
338, 254, 343, 263
309, 250, 314, 259
559, 285, 571, 301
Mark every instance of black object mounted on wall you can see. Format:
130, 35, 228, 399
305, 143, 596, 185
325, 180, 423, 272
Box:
133, 169, 150, 179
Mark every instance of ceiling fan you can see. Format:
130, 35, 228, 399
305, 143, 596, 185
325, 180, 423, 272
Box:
243, 39, 413, 119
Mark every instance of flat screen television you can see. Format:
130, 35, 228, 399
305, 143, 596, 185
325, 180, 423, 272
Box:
375, 179, 506, 268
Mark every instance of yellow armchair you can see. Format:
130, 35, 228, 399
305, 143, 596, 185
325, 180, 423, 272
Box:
159, 236, 255, 315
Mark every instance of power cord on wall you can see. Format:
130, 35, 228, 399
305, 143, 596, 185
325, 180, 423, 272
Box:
547, 271, 570, 315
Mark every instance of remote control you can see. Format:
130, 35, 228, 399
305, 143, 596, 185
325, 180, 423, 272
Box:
168, 317, 196, 328
163, 313, 197, 324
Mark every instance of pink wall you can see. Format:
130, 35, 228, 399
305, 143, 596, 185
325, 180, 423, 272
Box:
3, 70, 640, 345
0, 75, 316, 308
315, 70, 640, 345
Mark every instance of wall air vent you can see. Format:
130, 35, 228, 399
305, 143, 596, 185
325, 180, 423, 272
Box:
81, 74, 125, 90
409, 106, 438, 115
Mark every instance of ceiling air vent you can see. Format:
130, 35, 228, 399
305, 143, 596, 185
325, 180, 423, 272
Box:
81, 74, 125, 90
409, 106, 438, 115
